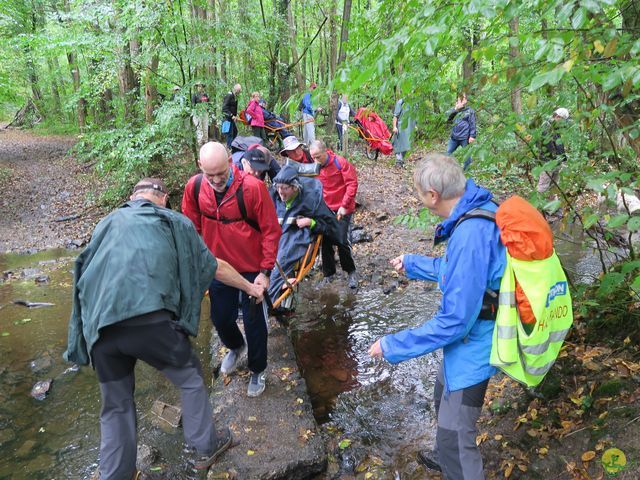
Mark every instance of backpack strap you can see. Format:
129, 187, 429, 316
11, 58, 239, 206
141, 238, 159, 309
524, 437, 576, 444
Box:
331, 153, 342, 171
234, 183, 261, 232
454, 207, 496, 230
194, 173, 261, 232
453, 206, 500, 321
193, 173, 203, 211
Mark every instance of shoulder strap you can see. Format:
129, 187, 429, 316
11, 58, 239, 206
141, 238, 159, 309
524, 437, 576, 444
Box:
454, 207, 497, 230
332, 154, 342, 171
235, 182, 261, 232
193, 174, 203, 211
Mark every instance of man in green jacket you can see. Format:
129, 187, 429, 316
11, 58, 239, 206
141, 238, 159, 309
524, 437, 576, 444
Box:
64, 178, 264, 479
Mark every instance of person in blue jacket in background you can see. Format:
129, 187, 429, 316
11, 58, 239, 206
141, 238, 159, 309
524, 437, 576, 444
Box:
369, 153, 506, 480
446, 93, 477, 170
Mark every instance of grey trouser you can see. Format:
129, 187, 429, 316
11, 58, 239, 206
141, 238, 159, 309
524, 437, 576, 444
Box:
434, 364, 489, 480
92, 310, 219, 480
302, 112, 316, 144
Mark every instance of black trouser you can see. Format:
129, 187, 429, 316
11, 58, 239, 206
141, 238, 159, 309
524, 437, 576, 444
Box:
321, 213, 356, 277
92, 310, 218, 480
209, 272, 268, 374
251, 126, 267, 143
225, 120, 238, 148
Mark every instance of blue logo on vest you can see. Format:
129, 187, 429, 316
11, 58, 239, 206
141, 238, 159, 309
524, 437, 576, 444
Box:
546, 281, 568, 307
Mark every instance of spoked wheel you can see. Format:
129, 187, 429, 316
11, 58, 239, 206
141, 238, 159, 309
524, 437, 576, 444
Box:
366, 146, 380, 160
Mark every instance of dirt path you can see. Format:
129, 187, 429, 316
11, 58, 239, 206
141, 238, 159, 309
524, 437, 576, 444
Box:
0, 127, 105, 253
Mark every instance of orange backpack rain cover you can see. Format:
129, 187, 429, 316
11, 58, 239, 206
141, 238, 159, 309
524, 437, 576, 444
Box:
496, 196, 554, 325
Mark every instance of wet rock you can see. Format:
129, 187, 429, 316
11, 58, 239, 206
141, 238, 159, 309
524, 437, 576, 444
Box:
25, 453, 53, 472
136, 444, 160, 471
34, 275, 50, 284
383, 281, 399, 295
16, 439, 37, 458
376, 212, 389, 221
351, 228, 373, 244
30, 379, 52, 400
21, 268, 43, 279
65, 238, 85, 249
0, 427, 16, 446
13, 300, 55, 308
30, 354, 53, 373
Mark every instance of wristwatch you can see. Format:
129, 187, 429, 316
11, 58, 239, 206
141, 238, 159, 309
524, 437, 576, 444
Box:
260, 269, 271, 276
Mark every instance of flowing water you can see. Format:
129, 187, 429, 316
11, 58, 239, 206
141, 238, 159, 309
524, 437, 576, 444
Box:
0, 250, 213, 479
0, 230, 604, 479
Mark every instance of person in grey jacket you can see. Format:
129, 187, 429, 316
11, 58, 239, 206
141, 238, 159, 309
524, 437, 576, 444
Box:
446, 93, 477, 170
64, 178, 264, 479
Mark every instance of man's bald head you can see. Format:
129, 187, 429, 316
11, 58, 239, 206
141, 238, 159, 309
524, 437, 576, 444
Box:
198, 142, 232, 192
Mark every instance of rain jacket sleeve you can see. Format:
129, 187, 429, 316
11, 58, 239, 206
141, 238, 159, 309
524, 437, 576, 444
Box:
380, 221, 492, 363
252, 181, 282, 271
402, 254, 441, 282
301, 93, 314, 116
338, 157, 358, 213
468, 109, 477, 138
181, 175, 203, 234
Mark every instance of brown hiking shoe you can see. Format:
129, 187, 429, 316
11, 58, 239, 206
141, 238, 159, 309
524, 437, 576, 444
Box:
192, 428, 233, 470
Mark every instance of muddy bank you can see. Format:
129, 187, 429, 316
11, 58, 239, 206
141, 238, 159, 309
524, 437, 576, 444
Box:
0, 128, 105, 253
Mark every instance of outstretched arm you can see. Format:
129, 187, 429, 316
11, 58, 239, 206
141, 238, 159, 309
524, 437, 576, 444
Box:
215, 259, 264, 302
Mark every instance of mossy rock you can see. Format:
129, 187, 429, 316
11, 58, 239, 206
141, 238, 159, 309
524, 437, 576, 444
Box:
537, 373, 562, 399
594, 379, 627, 398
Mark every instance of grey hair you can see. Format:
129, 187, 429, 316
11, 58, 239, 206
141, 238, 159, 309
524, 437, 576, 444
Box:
309, 139, 326, 152
413, 154, 466, 200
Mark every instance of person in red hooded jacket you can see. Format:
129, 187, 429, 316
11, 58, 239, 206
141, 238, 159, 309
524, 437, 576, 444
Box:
182, 142, 281, 397
309, 139, 359, 290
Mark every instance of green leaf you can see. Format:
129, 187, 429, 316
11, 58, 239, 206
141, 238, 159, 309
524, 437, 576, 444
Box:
529, 72, 549, 91
339, 439, 352, 449
583, 213, 600, 229
543, 199, 562, 213
571, 8, 586, 29
621, 260, 640, 274
597, 272, 625, 296
1, 332, 9, 337
607, 214, 629, 229
627, 216, 640, 232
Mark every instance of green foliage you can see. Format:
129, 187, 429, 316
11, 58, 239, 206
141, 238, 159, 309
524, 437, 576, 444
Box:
75, 100, 194, 205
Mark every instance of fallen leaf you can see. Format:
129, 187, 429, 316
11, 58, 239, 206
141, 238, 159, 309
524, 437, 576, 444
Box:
494, 434, 503, 441
248, 416, 257, 422
296, 398, 304, 404
581, 451, 596, 462
339, 439, 352, 449
247, 450, 255, 456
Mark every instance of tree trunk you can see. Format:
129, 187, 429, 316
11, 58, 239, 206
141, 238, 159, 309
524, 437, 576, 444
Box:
337, 0, 352, 65
118, 41, 139, 123
66, 51, 86, 129
328, 0, 338, 78
145, 55, 160, 123
46, 57, 62, 115
509, 16, 522, 114
287, 0, 304, 92
462, 23, 480, 87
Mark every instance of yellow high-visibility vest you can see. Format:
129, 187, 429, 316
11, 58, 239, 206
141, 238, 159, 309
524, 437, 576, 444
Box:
490, 251, 573, 387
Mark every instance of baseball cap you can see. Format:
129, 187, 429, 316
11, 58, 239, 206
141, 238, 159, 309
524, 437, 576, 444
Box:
273, 164, 299, 185
280, 136, 304, 154
242, 149, 269, 172
554, 108, 569, 119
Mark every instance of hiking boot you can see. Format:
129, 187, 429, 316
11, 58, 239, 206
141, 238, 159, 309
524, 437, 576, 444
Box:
247, 371, 266, 397
347, 271, 359, 290
220, 345, 246, 375
318, 274, 334, 287
417, 450, 442, 472
192, 428, 232, 471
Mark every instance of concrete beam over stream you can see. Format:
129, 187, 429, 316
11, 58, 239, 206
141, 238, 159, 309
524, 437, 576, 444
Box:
207, 321, 327, 479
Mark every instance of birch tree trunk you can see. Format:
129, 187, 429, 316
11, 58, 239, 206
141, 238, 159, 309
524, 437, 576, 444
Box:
509, 16, 522, 114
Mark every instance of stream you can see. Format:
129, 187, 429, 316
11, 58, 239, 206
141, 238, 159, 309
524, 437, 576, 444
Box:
0, 229, 603, 479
